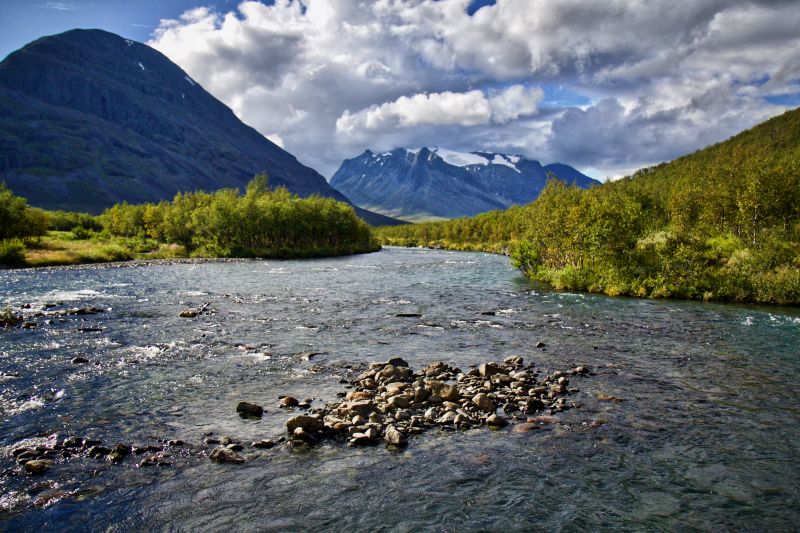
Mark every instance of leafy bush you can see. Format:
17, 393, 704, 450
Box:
0, 183, 47, 240
0, 238, 26, 267
48, 210, 103, 232
70, 227, 93, 240
752, 266, 800, 305
100, 174, 379, 258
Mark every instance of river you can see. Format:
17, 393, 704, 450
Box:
1, 247, 799, 531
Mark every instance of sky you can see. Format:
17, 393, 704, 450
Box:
1, 1, 799, 181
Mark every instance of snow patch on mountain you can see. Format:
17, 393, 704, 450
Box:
399, 147, 523, 171
488, 154, 519, 172
433, 148, 488, 167
330, 146, 598, 221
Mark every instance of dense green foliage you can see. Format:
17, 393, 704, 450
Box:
379, 108, 800, 305
0, 175, 379, 267
0, 238, 26, 266
46, 210, 104, 232
0, 182, 49, 265
0, 183, 48, 240
99, 174, 379, 258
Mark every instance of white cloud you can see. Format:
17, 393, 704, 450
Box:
266, 133, 285, 148
337, 90, 490, 133
42, 1, 75, 10
148, 0, 800, 179
336, 84, 542, 134
488, 85, 544, 123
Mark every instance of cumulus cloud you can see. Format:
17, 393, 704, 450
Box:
148, 0, 800, 179
336, 84, 543, 134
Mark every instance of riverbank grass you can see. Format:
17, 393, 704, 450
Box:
14, 230, 380, 268
21, 231, 188, 267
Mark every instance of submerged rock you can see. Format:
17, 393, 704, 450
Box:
139, 453, 171, 467
280, 396, 300, 407
210, 448, 245, 464
87, 445, 111, 458
61, 437, 83, 449
108, 443, 131, 462
512, 423, 540, 433
24, 460, 53, 475
236, 401, 264, 417
597, 393, 624, 403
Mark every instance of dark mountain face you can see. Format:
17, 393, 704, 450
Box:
0, 29, 401, 226
329, 147, 599, 221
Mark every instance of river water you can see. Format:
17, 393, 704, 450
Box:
1, 247, 799, 531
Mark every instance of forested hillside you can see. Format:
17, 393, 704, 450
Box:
379, 108, 800, 305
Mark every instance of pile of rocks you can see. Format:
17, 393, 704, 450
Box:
283, 357, 589, 449
0, 308, 22, 328
1, 304, 108, 330
7, 436, 183, 475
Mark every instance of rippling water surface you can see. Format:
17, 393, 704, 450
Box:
1, 247, 799, 531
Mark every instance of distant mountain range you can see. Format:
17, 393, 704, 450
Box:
0, 29, 401, 226
330, 147, 599, 221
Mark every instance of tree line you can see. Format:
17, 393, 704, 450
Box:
0, 174, 379, 265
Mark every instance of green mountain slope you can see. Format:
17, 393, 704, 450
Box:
379, 107, 800, 305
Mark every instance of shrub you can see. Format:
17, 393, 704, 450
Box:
98, 244, 133, 262
753, 266, 800, 305
0, 183, 47, 240
70, 227, 93, 240
0, 238, 26, 267
48, 211, 103, 232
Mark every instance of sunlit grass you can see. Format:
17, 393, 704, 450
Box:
24, 232, 128, 266
20, 232, 188, 267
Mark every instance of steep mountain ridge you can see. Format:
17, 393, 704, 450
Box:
330, 147, 598, 221
0, 29, 401, 226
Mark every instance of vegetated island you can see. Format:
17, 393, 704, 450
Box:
378, 108, 800, 305
0, 174, 379, 268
